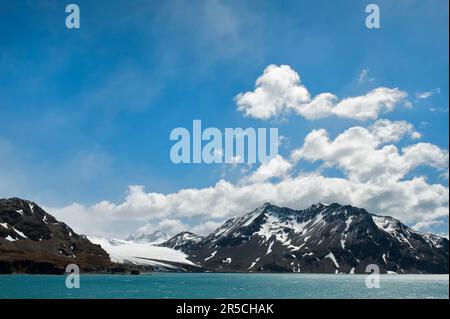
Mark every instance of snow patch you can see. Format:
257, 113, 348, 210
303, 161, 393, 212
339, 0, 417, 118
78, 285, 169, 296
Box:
422, 233, 444, 249
266, 241, 274, 255
204, 251, 217, 261
13, 228, 27, 238
324, 252, 339, 268
248, 258, 261, 270
87, 235, 196, 268
5, 235, 16, 241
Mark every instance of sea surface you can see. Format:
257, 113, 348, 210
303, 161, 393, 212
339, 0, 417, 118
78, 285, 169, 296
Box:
0, 273, 448, 299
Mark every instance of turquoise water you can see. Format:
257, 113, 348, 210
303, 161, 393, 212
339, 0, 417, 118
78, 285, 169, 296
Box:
0, 273, 448, 299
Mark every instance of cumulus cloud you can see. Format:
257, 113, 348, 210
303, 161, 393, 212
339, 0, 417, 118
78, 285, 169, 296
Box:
235, 64, 310, 119
235, 65, 407, 121
294, 93, 337, 120
332, 88, 407, 121
191, 221, 224, 236
291, 120, 448, 184
368, 119, 421, 143
244, 155, 292, 183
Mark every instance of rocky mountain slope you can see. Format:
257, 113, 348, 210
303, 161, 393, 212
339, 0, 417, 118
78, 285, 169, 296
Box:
159, 231, 203, 252
162, 202, 449, 274
0, 198, 112, 274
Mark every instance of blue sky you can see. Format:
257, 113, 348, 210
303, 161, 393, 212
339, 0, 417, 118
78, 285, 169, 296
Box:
0, 0, 448, 237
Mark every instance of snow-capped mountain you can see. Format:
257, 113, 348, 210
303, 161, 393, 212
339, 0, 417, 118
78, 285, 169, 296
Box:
162, 202, 448, 274
126, 230, 171, 245
0, 197, 199, 273
158, 231, 203, 252
0, 198, 111, 274
2, 197, 448, 274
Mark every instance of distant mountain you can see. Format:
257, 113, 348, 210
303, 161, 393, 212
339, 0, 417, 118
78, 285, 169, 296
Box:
126, 230, 171, 245
161, 202, 449, 274
158, 231, 203, 252
0, 198, 111, 274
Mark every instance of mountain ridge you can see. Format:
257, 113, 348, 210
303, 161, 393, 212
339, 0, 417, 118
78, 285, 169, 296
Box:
0, 197, 112, 274
1, 197, 448, 274
161, 202, 448, 274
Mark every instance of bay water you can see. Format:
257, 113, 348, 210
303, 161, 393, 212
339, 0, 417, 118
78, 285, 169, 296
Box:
0, 273, 448, 299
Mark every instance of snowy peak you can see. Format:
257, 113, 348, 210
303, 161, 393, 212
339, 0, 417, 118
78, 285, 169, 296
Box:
208, 202, 365, 244
126, 230, 171, 245
370, 215, 447, 250
181, 202, 448, 274
159, 231, 203, 252
0, 197, 57, 241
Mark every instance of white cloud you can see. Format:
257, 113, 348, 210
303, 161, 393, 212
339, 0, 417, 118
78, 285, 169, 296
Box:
291, 120, 448, 184
416, 88, 441, 100
244, 155, 292, 183
235, 64, 310, 120
332, 88, 407, 121
368, 119, 421, 143
191, 221, 223, 236
412, 220, 445, 232
235, 65, 407, 121
294, 93, 336, 120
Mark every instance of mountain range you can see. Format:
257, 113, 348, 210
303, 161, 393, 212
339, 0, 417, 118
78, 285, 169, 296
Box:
1, 198, 448, 274
160, 202, 448, 274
